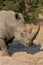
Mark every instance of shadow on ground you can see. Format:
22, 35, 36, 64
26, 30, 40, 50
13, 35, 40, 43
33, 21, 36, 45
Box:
9, 40, 43, 55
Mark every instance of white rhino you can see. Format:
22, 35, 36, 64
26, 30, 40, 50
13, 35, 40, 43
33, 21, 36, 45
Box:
0, 11, 40, 56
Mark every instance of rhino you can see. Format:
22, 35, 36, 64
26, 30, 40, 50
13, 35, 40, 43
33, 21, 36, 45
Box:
0, 11, 40, 56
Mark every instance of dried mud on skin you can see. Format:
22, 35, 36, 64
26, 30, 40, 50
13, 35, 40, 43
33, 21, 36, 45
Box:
0, 24, 43, 65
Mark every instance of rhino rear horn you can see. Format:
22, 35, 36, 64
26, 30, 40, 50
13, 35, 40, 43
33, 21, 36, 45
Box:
28, 24, 40, 41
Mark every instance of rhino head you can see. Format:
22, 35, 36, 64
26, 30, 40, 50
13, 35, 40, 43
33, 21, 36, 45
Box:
13, 13, 40, 47
14, 24, 40, 47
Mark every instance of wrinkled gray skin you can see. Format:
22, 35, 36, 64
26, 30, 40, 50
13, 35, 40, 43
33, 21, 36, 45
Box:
0, 11, 40, 56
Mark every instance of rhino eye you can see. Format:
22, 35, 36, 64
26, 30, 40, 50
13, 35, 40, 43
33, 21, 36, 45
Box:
21, 33, 23, 37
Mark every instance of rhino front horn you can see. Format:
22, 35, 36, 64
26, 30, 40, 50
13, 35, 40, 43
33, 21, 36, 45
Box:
28, 24, 40, 41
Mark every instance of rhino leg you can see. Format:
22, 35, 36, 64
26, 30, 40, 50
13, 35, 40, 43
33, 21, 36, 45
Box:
0, 39, 10, 56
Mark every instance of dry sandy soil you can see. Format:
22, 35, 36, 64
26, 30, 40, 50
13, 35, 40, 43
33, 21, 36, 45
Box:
0, 23, 43, 65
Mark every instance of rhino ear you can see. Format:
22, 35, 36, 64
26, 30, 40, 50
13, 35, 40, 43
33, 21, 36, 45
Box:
15, 13, 18, 19
15, 13, 21, 20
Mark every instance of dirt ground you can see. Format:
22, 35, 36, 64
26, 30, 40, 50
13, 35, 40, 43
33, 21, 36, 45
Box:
0, 23, 43, 65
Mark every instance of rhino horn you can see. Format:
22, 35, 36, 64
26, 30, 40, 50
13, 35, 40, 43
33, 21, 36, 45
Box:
28, 24, 40, 41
